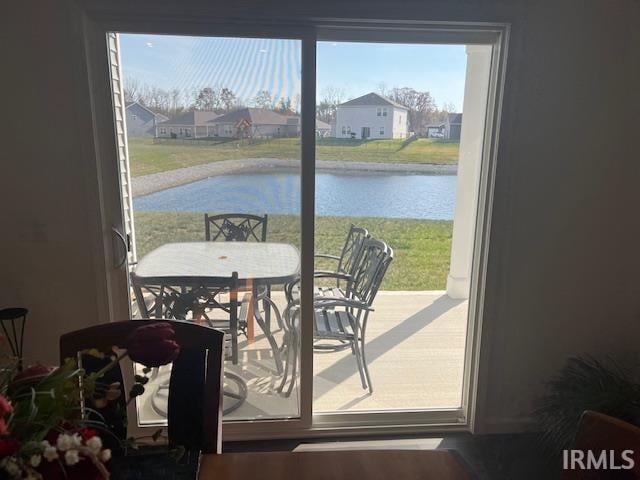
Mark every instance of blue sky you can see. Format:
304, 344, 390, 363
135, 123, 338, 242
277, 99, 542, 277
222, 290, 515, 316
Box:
119, 34, 466, 111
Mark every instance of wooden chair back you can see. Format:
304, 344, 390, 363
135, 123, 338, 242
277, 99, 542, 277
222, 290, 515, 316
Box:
563, 410, 640, 479
60, 320, 224, 454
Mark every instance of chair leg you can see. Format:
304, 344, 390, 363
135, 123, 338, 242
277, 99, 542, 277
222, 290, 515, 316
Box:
352, 337, 368, 391
277, 331, 292, 394
360, 335, 372, 394
286, 330, 299, 398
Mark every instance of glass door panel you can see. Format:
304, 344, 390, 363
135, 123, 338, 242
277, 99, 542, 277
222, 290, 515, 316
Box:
313, 40, 492, 414
110, 32, 302, 426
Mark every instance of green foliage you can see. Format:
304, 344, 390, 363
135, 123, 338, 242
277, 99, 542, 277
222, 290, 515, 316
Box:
133, 212, 453, 290
535, 356, 640, 454
128, 137, 460, 177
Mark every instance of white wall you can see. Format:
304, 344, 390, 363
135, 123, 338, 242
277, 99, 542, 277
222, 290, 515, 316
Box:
335, 106, 399, 139
2, 0, 639, 433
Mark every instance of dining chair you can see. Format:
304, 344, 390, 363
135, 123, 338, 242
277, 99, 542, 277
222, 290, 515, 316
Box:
562, 410, 640, 479
281, 238, 394, 396
59, 320, 224, 454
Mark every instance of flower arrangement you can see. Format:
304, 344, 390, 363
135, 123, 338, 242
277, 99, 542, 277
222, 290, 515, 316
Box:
0, 322, 181, 479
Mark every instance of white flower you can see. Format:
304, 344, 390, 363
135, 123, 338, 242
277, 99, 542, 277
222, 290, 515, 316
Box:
64, 449, 80, 466
2, 458, 21, 477
70, 433, 82, 448
56, 433, 73, 452
29, 454, 42, 468
99, 449, 111, 462
85, 436, 102, 454
42, 444, 58, 462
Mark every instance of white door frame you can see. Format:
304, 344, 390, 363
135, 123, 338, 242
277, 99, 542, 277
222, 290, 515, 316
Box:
71, 3, 509, 440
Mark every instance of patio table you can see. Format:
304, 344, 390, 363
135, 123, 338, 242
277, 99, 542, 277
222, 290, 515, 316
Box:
134, 242, 300, 375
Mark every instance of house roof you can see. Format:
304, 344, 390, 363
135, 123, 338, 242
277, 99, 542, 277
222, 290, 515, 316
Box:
126, 101, 166, 119
161, 111, 220, 126
448, 113, 463, 124
338, 92, 408, 110
209, 108, 291, 125
316, 119, 331, 130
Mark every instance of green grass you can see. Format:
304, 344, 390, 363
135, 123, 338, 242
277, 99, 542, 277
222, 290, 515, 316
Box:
134, 212, 453, 291
129, 137, 459, 177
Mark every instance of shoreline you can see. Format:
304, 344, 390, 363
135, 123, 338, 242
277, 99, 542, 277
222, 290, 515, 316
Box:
132, 157, 458, 198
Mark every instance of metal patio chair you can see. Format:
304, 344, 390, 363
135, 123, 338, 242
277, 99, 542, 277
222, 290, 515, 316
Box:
130, 271, 247, 415
284, 224, 369, 304
204, 213, 279, 332
280, 238, 394, 396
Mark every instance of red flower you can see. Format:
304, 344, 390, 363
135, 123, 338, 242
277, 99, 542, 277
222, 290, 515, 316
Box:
0, 395, 12, 417
125, 322, 180, 368
0, 419, 8, 436
12, 363, 56, 387
78, 428, 98, 441
0, 439, 20, 458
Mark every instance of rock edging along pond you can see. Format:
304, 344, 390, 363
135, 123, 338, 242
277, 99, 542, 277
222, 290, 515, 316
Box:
131, 157, 457, 198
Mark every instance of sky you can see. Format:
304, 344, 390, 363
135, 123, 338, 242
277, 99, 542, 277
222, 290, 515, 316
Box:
119, 34, 467, 111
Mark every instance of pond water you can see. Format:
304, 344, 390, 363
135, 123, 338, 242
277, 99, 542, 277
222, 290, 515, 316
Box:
134, 172, 457, 220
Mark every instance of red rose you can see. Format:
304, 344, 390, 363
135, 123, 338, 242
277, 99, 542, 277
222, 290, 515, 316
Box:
12, 364, 56, 387
125, 322, 180, 368
78, 428, 98, 441
0, 439, 20, 458
0, 395, 12, 417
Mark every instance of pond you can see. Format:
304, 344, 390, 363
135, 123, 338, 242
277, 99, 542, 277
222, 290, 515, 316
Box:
133, 172, 457, 220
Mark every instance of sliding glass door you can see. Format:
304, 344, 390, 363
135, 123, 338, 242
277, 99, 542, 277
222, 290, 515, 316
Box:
96, 19, 507, 439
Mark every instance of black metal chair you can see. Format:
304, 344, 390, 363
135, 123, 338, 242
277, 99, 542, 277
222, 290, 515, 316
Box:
280, 238, 394, 396
130, 272, 247, 415
204, 213, 279, 333
284, 224, 369, 304
204, 213, 267, 242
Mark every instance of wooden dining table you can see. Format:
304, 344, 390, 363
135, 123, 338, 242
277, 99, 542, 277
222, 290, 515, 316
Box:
198, 450, 475, 480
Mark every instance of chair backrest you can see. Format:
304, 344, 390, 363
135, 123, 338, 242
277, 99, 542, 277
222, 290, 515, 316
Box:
563, 410, 640, 479
130, 272, 239, 325
350, 238, 393, 306
205, 213, 268, 242
60, 320, 225, 454
338, 225, 369, 277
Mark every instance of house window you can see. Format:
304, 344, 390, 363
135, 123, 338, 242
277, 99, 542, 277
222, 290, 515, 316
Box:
185, 128, 192, 137
377, 108, 381, 117
379, 127, 385, 135
346, 126, 351, 134
132, 114, 138, 120
341, 126, 346, 135
159, 127, 166, 135
384, 108, 388, 116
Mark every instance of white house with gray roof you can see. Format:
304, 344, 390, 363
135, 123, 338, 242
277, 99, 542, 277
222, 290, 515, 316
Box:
335, 92, 409, 140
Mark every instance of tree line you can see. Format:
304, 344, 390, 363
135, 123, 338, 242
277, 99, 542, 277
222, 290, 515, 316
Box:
125, 78, 457, 132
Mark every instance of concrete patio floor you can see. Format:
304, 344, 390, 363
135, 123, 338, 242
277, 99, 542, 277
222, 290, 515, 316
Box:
135, 291, 468, 423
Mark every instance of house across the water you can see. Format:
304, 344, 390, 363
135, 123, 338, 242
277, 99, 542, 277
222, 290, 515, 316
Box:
335, 92, 409, 140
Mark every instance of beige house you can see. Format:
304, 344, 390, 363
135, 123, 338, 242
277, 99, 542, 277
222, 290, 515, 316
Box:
157, 111, 220, 138
206, 108, 298, 138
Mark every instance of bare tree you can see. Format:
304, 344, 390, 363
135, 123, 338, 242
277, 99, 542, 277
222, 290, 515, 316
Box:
387, 87, 437, 134
220, 88, 237, 112
253, 90, 273, 109
316, 86, 345, 124
194, 87, 220, 111
124, 77, 141, 103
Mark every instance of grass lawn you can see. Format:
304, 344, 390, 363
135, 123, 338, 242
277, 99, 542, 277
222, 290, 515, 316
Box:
134, 212, 453, 291
130, 137, 459, 177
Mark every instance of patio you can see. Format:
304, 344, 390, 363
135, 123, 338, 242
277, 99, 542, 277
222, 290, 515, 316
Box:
135, 290, 468, 423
